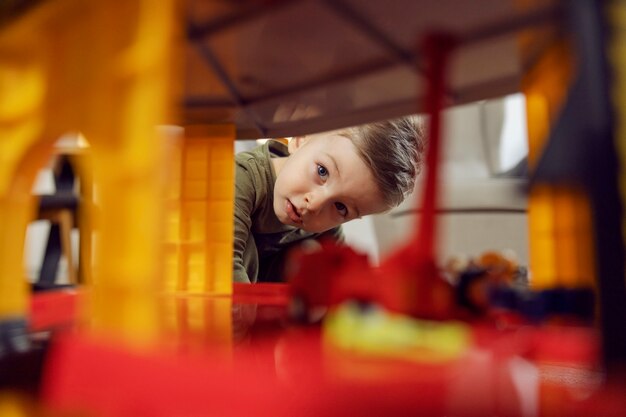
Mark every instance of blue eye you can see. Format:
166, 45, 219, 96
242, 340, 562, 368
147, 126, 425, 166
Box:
317, 164, 328, 179
335, 202, 348, 217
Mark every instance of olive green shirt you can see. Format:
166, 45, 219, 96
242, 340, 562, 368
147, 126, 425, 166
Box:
234, 141, 343, 283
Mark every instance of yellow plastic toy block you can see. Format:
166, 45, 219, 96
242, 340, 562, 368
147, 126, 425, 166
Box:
163, 124, 235, 296
523, 42, 595, 289
0, 6, 51, 321
324, 301, 472, 364
608, 1, 626, 240
0, 0, 182, 346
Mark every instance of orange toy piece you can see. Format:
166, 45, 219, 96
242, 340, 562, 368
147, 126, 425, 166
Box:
476, 251, 519, 285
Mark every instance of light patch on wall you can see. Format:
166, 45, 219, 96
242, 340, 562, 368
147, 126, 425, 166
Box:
499, 93, 528, 172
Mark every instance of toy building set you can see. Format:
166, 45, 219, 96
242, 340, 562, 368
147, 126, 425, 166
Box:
0, 1, 624, 416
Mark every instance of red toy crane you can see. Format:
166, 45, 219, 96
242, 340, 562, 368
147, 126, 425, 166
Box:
287, 33, 458, 321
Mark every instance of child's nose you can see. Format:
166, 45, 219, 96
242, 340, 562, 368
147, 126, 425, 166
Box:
304, 191, 326, 214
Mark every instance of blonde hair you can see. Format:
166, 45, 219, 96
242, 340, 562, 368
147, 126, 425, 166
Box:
340, 115, 425, 208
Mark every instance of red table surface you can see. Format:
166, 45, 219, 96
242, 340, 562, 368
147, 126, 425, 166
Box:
28, 284, 623, 417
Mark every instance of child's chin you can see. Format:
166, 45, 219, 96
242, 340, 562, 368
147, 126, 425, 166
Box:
299, 224, 324, 233
282, 219, 308, 231
284, 219, 305, 230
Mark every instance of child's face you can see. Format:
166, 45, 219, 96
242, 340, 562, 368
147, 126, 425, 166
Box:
272, 133, 387, 233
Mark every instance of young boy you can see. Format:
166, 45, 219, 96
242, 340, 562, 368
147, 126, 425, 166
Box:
233, 116, 425, 283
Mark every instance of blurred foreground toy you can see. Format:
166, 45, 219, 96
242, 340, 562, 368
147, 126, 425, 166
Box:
0, 320, 47, 396
285, 240, 456, 323
448, 250, 595, 324
489, 285, 595, 324
451, 250, 523, 317
286, 33, 458, 324
286, 241, 372, 323
323, 301, 471, 364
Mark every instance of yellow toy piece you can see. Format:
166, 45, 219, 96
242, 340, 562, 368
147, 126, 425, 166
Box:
323, 301, 472, 364
163, 124, 235, 296
608, 1, 626, 240
0, 0, 183, 347
522, 41, 596, 290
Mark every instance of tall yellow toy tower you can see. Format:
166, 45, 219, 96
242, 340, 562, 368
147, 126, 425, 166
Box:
163, 124, 235, 296
0, 0, 183, 348
523, 42, 596, 292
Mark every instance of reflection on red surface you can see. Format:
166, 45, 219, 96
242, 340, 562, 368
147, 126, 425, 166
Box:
233, 282, 289, 305
29, 289, 81, 333
30, 284, 615, 417
42, 327, 449, 417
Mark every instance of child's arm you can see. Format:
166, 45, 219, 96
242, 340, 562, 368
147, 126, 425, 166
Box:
233, 215, 253, 283
233, 169, 256, 283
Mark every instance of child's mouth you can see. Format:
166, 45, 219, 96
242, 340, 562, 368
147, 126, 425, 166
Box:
286, 200, 302, 224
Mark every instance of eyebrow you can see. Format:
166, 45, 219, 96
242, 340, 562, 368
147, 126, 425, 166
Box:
323, 152, 361, 218
323, 152, 340, 178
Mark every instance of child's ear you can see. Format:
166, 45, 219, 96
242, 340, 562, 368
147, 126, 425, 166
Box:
288, 136, 308, 154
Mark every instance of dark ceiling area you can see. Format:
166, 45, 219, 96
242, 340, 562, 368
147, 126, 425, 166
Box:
182, 0, 563, 138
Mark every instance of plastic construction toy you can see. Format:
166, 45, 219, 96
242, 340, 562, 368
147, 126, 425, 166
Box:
0, 0, 182, 349
489, 285, 595, 324
451, 250, 523, 317
323, 301, 472, 364
286, 240, 372, 323
449, 250, 595, 324
286, 33, 458, 324
286, 240, 460, 323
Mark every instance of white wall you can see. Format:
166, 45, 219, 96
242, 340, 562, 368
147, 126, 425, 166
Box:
346, 94, 529, 267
